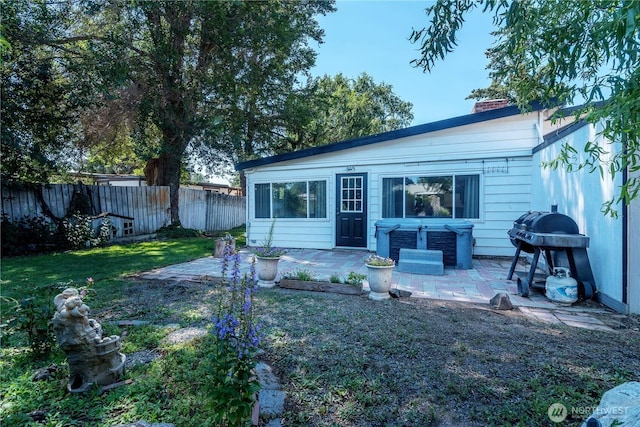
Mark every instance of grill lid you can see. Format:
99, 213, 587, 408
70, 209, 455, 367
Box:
513, 211, 579, 234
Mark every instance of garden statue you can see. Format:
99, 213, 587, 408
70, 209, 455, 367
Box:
52, 288, 126, 393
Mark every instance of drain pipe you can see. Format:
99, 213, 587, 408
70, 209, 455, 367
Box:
622, 167, 628, 307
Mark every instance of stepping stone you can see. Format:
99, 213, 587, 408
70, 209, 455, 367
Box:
397, 248, 444, 275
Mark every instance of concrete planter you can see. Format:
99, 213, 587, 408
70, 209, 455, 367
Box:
255, 256, 280, 288
366, 264, 395, 301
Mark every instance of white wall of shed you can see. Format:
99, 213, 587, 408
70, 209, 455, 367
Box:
532, 123, 625, 310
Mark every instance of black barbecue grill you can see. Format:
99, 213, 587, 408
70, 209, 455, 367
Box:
507, 210, 596, 299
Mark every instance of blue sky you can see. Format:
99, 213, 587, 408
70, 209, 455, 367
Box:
310, 1, 498, 125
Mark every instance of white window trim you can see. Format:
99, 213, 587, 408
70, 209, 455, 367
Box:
380, 173, 482, 220
253, 179, 329, 220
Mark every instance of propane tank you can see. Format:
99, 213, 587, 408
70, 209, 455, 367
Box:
545, 267, 578, 304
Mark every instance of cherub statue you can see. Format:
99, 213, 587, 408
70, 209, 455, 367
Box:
52, 287, 125, 393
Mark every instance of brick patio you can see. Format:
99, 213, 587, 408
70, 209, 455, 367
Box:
139, 248, 615, 331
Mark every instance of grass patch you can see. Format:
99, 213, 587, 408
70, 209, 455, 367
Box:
0, 231, 254, 426
1, 336, 225, 427
1, 238, 212, 294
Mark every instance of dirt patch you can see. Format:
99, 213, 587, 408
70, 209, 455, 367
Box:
94, 278, 640, 426
95, 279, 217, 324
256, 289, 640, 426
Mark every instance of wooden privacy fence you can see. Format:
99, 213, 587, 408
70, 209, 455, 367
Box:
1, 184, 246, 236
178, 188, 246, 231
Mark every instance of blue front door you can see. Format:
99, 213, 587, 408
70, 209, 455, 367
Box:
335, 173, 367, 247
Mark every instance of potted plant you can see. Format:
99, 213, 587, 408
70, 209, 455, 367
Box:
254, 220, 286, 287
214, 233, 236, 258
364, 254, 395, 300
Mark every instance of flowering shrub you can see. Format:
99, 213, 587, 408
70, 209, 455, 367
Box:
1, 213, 113, 255
95, 218, 112, 244
253, 246, 287, 258
365, 254, 396, 267
207, 243, 262, 426
63, 214, 112, 249
63, 214, 93, 248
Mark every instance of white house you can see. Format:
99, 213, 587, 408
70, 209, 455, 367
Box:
236, 101, 639, 314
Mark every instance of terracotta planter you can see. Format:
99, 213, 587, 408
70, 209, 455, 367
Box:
255, 256, 280, 288
213, 238, 236, 258
366, 264, 395, 300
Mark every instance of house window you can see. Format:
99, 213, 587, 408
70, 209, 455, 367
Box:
382, 174, 479, 219
340, 176, 363, 213
254, 181, 327, 219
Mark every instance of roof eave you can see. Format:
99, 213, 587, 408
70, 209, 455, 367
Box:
236, 100, 548, 171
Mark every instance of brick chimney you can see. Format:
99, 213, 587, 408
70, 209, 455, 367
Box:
472, 99, 510, 113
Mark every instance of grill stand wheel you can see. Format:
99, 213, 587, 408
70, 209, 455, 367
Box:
508, 245, 596, 299
508, 244, 546, 296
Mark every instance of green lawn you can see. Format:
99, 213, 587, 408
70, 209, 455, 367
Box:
3, 237, 213, 292
1, 225, 246, 296
1, 230, 249, 427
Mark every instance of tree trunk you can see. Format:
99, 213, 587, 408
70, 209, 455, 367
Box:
161, 151, 182, 226
143, 151, 182, 226
239, 171, 246, 197
143, 158, 162, 186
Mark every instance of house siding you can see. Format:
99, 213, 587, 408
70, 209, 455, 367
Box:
532, 122, 625, 311
245, 112, 541, 257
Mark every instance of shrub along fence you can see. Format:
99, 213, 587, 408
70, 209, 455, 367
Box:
1, 183, 246, 237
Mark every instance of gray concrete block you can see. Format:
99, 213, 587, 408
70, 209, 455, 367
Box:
259, 389, 285, 416
397, 260, 444, 275
399, 248, 443, 263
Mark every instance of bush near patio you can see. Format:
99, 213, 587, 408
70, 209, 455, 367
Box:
1, 225, 639, 426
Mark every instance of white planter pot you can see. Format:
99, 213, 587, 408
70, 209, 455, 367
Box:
366, 264, 395, 300
255, 256, 280, 288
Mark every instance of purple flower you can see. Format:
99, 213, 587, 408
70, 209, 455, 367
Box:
212, 314, 240, 340
212, 240, 263, 367
243, 299, 251, 314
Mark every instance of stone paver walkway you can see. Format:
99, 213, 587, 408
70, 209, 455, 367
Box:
139, 248, 616, 331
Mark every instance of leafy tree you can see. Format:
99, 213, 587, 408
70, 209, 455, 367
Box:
8, 0, 334, 223
77, 85, 151, 176
410, 0, 639, 215
279, 73, 414, 152
1, 1, 85, 184
184, 2, 334, 191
